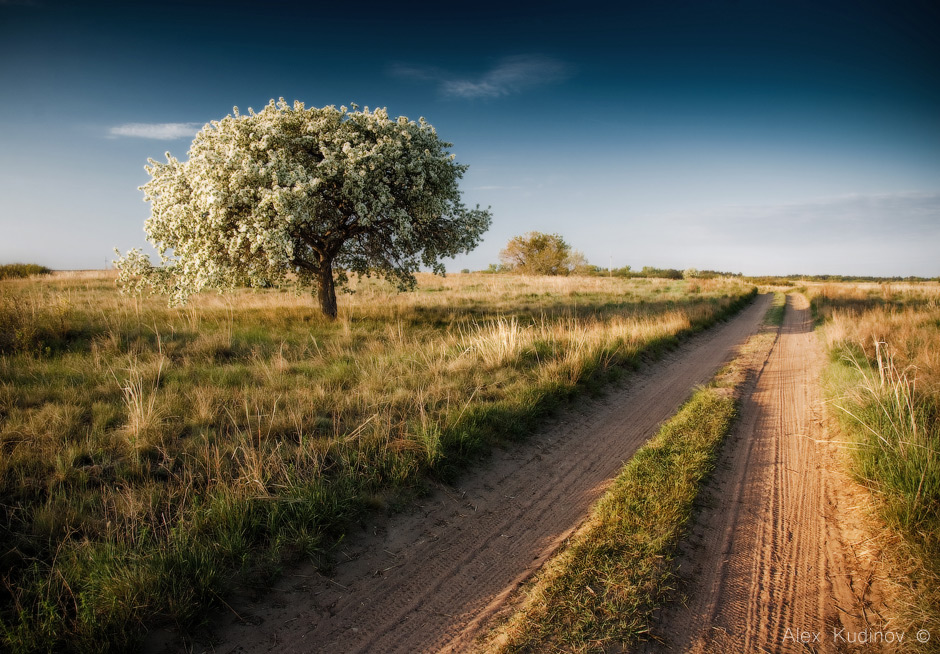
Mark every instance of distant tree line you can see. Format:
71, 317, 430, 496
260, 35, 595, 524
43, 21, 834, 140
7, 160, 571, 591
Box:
483, 233, 938, 282
484, 234, 744, 279
482, 261, 745, 279
743, 274, 940, 284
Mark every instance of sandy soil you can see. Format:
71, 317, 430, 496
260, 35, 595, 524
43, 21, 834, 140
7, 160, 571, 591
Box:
640, 294, 897, 654
160, 296, 770, 654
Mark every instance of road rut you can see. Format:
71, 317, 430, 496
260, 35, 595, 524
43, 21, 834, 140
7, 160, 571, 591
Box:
641, 294, 895, 654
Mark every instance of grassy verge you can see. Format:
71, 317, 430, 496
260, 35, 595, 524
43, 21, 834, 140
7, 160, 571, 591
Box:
812, 283, 940, 648
482, 293, 780, 653
0, 273, 756, 652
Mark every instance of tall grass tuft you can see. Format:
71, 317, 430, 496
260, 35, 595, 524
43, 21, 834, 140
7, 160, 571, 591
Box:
460, 316, 525, 367
115, 355, 166, 451
832, 342, 939, 532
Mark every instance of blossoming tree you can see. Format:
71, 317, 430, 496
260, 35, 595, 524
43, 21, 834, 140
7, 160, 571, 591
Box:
115, 99, 491, 318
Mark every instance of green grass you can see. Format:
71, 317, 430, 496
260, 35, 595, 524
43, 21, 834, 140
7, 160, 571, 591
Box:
488, 392, 737, 653
0, 272, 756, 652
765, 291, 786, 326
484, 299, 778, 653
825, 353, 939, 534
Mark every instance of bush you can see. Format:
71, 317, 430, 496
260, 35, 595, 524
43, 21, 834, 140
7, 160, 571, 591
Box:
0, 264, 52, 280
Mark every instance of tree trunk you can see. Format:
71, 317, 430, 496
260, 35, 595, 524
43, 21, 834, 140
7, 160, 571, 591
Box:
317, 258, 338, 319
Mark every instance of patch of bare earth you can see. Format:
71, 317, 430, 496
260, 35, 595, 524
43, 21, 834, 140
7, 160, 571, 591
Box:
640, 294, 899, 654
152, 297, 770, 654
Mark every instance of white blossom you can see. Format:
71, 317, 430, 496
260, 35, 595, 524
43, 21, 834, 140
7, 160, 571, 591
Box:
115, 99, 492, 316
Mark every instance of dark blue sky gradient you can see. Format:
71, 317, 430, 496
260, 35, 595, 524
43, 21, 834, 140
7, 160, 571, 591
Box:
1, 0, 938, 274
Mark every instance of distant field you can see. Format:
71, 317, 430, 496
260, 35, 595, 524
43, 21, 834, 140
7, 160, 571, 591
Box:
0, 271, 754, 651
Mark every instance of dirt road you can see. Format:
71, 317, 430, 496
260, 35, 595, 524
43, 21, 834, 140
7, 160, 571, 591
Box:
641, 294, 894, 654
190, 296, 770, 654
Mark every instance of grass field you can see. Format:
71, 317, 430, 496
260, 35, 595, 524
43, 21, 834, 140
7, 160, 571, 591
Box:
0, 271, 755, 652
812, 282, 940, 644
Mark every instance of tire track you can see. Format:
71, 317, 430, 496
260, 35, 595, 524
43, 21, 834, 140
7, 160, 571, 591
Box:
642, 294, 894, 654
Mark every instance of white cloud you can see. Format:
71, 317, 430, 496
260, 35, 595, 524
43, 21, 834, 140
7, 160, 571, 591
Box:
392, 55, 573, 99
108, 122, 202, 140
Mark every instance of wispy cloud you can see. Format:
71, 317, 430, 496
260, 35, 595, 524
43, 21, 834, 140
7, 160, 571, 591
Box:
391, 55, 573, 99
668, 192, 940, 242
108, 122, 202, 140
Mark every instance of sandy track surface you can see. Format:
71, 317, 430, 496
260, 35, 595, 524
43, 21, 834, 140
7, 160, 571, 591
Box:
641, 294, 895, 654
178, 296, 769, 654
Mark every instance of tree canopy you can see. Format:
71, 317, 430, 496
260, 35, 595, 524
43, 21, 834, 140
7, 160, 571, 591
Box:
499, 232, 586, 276
115, 99, 491, 317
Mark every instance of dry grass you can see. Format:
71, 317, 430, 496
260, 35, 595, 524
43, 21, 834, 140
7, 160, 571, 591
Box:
812, 282, 940, 648
0, 271, 754, 652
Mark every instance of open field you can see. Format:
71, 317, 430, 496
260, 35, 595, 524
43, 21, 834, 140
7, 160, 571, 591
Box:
0, 271, 754, 651
174, 290, 770, 653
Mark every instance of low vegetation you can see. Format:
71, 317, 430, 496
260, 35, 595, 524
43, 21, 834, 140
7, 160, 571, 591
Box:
747, 274, 939, 285
483, 263, 743, 280
812, 282, 940, 644
483, 293, 782, 653
0, 271, 754, 651
0, 264, 52, 281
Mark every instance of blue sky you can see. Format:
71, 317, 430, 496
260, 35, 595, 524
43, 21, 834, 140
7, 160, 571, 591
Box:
1, 0, 938, 276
